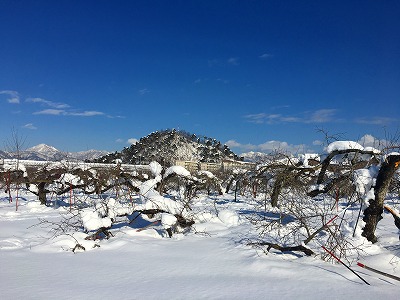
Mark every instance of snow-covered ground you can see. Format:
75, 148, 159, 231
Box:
1, 190, 399, 299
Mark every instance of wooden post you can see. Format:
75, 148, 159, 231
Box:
7, 171, 12, 203
15, 183, 18, 211
69, 185, 73, 211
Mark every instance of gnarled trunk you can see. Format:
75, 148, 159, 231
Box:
37, 182, 47, 205
362, 154, 400, 243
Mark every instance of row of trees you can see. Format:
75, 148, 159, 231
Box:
222, 142, 400, 259
1, 138, 399, 258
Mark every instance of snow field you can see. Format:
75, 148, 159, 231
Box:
1, 190, 399, 299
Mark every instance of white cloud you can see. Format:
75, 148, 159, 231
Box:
357, 134, 389, 149
312, 140, 323, 146
115, 138, 124, 143
225, 139, 310, 154
244, 109, 337, 124
258, 140, 290, 151
22, 123, 37, 130
0, 90, 20, 104
26, 97, 70, 109
225, 140, 242, 148
127, 138, 138, 145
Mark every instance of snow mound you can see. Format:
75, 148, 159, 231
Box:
143, 197, 184, 216
363, 146, 381, 154
164, 166, 191, 178
218, 209, 240, 226
106, 198, 133, 219
387, 152, 400, 157
198, 170, 215, 178
326, 141, 364, 153
149, 161, 162, 177
298, 153, 320, 167
353, 167, 379, 195
60, 173, 83, 186
138, 178, 185, 215
80, 209, 112, 231
160, 213, 177, 227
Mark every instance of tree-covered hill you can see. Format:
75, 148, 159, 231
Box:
91, 129, 242, 166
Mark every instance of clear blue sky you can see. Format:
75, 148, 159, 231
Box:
1, 0, 399, 153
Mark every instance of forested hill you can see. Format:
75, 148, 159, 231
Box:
91, 129, 242, 166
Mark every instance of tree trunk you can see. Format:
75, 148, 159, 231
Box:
37, 182, 47, 205
362, 154, 400, 243
270, 176, 284, 207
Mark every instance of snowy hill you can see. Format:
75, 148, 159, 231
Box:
1, 143, 109, 161
93, 129, 242, 166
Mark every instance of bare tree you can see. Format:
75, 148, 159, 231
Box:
4, 127, 26, 210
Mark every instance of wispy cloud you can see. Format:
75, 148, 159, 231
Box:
355, 116, 398, 125
22, 123, 37, 130
227, 57, 239, 66
244, 113, 272, 124
0, 90, 20, 104
3, 90, 112, 118
33, 109, 104, 117
26, 97, 70, 109
139, 88, 149, 95
25, 95, 107, 117
244, 109, 338, 124
216, 78, 229, 84
306, 109, 337, 123
208, 57, 240, 67
33, 109, 65, 115
208, 59, 219, 67
259, 53, 273, 60
69, 111, 104, 117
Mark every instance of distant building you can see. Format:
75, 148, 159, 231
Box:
175, 160, 200, 173
175, 159, 255, 173
221, 159, 255, 171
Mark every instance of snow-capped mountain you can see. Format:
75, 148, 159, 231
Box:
240, 151, 271, 163
25, 144, 61, 160
0, 143, 109, 161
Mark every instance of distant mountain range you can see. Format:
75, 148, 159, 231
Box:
0, 131, 271, 164
0, 143, 109, 161
239, 151, 271, 163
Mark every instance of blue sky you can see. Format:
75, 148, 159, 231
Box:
1, 0, 399, 154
